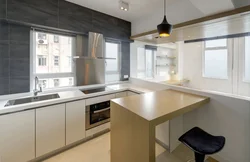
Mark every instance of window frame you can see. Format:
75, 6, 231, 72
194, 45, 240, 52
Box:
243, 36, 250, 83
145, 49, 156, 78
136, 47, 156, 79
136, 47, 146, 78
30, 30, 76, 91
202, 39, 230, 80
104, 40, 121, 80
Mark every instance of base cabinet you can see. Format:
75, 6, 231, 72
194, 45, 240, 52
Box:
36, 104, 66, 157
0, 110, 35, 162
66, 100, 86, 145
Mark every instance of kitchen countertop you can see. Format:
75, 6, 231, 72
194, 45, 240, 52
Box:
0, 83, 155, 115
111, 89, 210, 124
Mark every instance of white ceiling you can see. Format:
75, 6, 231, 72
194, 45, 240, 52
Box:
67, 0, 236, 22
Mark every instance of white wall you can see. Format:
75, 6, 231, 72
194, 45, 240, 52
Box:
130, 78, 250, 162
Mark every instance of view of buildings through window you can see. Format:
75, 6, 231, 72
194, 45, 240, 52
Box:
33, 32, 75, 89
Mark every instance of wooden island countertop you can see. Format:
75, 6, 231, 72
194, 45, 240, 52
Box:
110, 89, 210, 162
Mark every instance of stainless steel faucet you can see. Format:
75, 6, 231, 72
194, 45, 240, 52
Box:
34, 76, 42, 96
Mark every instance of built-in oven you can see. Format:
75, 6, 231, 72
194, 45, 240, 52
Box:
86, 101, 110, 130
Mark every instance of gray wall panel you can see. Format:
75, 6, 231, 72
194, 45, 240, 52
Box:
0, 0, 6, 19
58, 0, 93, 33
7, 0, 58, 27
0, 77, 9, 95
120, 42, 130, 81
9, 76, 29, 94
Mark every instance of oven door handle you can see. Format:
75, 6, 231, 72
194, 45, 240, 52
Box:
93, 107, 110, 114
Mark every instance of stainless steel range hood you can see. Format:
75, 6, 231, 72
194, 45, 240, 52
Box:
74, 32, 114, 60
75, 32, 107, 86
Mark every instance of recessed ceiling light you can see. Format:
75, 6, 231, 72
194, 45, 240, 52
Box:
119, 1, 129, 11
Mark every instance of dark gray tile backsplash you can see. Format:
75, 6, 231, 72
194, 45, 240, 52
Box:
0, 77, 9, 95
0, 58, 9, 77
10, 43, 30, 58
9, 76, 29, 94
58, 0, 93, 33
0, 0, 131, 95
10, 58, 30, 77
10, 24, 30, 43
0, 43, 9, 58
7, 0, 58, 27
0, 22, 9, 41
0, 21, 30, 95
121, 42, 130, 81
0, 0, 6, 19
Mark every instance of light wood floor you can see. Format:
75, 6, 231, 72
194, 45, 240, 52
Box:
44, 132, 215, 162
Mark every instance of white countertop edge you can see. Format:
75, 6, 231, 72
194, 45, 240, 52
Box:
0, 83, 154, 115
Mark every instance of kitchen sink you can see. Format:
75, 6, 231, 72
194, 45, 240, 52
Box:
5, 93, 60, 107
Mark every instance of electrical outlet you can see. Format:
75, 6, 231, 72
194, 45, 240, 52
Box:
124, 75, 129, 79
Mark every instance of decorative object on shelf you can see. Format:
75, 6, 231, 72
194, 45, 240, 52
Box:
157, 0, 173, 37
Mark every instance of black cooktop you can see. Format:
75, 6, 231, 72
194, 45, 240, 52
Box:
81, 87, 110, 94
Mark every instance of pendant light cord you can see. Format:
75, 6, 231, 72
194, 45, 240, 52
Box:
164, 0, 166, 16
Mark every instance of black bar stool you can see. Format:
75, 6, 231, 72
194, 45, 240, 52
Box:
179, 127, 225, 162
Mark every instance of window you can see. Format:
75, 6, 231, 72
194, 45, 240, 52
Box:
38, 55, 47, 66
137, 47, 155, 78
203, 39, 228, 79
244, 37, 250, 82
54, 56, 60, 66
31, 31, 75, 89
38, 33, 46, 40
137, 47, 146, 78
54, 35, 59, 43
105, 41, 120, 82
145, 49, 154, 78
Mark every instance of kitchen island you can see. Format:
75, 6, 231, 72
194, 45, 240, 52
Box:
110, 89, 210, 162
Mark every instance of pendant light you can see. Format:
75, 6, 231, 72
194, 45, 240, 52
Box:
157, 0, 172, 37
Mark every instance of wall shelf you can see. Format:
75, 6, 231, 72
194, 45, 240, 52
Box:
156, 64, 176, 67
156, 55, 176, 59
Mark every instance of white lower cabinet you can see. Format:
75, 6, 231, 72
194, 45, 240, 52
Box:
0, 110, 35, 162
66, 100, 86, 145
36, 104, 66, 157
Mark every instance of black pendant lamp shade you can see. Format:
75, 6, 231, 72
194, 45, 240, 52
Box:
157, 0, 172, 37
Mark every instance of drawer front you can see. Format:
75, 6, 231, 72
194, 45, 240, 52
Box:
86, 94, 116, 105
